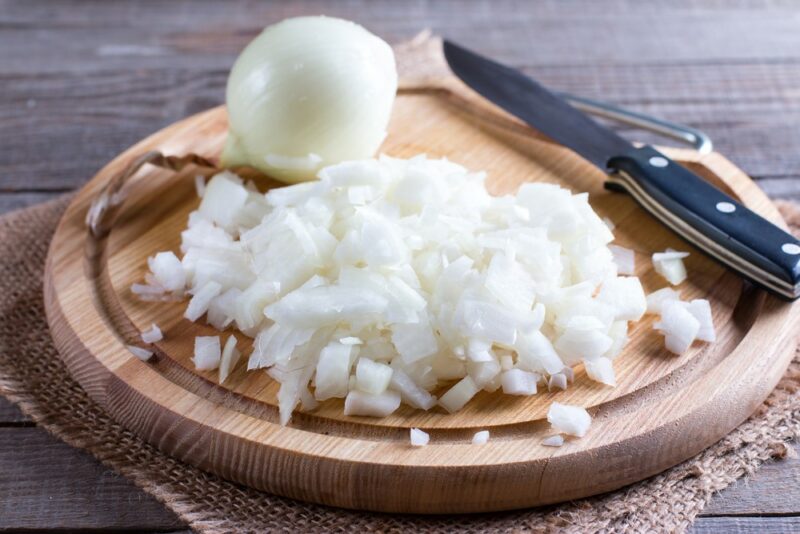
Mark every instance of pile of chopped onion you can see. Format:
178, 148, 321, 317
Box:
138, 155, 652, 425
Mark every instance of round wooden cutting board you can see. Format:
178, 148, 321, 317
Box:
44, 43, 799, 513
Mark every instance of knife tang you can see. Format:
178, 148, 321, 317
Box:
606, 145, 800, 299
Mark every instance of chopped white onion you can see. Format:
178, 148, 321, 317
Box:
652, 249, 689, 285
597, 276, 646, 322
646, 287, 681, 315
314, 341, 353, 401
542, 435, 565, 447
583, 357, 616, 386
140, 323, 163, 344
472, 430, 490, 445
410, 427, 430, 447
219, 335, 241, 384
139, 156, 646, 423
684, 299, 716, 342
127, 345, 153, 362
389, 369, 436, 410
344, 390, 400, 417
654, 301, 700, 355
608, 244, 635, 275
547, 402, 592, 437
500, 369, 538, 395
148, 252, 185, 292
355, 358, 393, 395
439, 376, 480, 413
193, 336, 221, 370
185, 281, 222, 322
548, 373, 568, 391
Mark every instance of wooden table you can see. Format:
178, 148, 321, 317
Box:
1, 1, 798, 531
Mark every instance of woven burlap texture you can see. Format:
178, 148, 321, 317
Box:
0, 195, 798, 534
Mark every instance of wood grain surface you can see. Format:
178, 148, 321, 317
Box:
2, 0, 800, 530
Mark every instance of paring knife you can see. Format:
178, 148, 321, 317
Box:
443, 40, 800, 300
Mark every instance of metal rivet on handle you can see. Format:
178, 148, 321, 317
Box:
716, 202, 736, 213
782, 243, 800, 255
649, 156, 669, 167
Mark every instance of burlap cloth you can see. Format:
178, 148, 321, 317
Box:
0, 195, 798, 533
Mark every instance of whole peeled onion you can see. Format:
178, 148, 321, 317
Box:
221, 16, 398, 183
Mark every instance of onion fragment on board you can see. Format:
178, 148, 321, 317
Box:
547, 402, 592, 438
410, 427, 430, 447
141, 323, 163, 344
127, 345, 153, 362
472, 430, 490, 445
652, 249, 689, 285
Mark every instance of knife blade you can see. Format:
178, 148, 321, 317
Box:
443, 39, 800, 300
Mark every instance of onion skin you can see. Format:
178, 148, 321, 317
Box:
222, 16, 397, 183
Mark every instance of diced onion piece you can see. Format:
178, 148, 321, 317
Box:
500, 369, 538, 395
652, 249, 689, 285
340, 336, 363, 345
583, 357, 616, 386
141, 323, 163, 344
131, 283, 165, 297
219, 335, 241, 384
516, 330, 564, 375
472, 430, 490, 445
391, 319, 438, 364
684, 299, 716, 342
389, 369, 436, 410
542, 435, 564, 447
655, 301, 700, 355
468, 359, 501, 388
555, 317, 613, 364
148, 251, 186, 292
198, 172, 249, 231
314, 341, 354, 400
355, 358, 393, 395
127, 345, 153, 362
548, 373, 568, 391
410, 427, 430, 447
604, 321, 628, 360
547, 402, 592, 437
608, 244, 635, 275
185, 281, 222, 321
193, 336, 221, 370
646, 287, 681, 315
344, 390, 400, 417
561, 366, 575, 383
597, 276, 646, 321
439, 376, 479, 413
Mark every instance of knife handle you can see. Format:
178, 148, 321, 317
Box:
605, 145, 800, 300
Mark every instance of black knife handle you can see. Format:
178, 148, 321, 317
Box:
605, 145, 800, 300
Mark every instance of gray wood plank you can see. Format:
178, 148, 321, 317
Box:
2, 0, 800, 75
0, 397, 29, 424
702, 443, 800, 516
689, 516, 800, 534
3, 64, 800, 190
0, 427, 184, 531
0, 192, 65, 214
